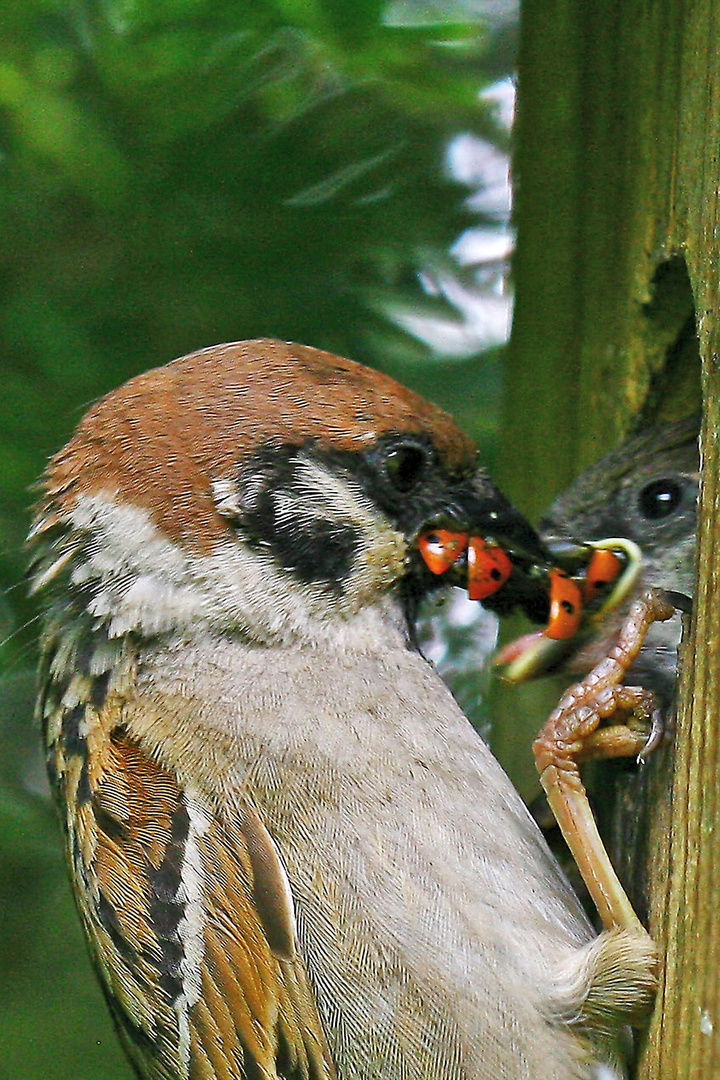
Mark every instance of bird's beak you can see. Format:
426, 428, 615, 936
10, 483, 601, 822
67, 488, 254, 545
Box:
415, 485, 644, 648
412, 484, 544, 608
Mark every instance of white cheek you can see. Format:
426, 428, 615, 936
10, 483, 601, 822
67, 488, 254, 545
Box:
63, 488, 407, 646
68, 496, 211, 637
107, 576, 205, 638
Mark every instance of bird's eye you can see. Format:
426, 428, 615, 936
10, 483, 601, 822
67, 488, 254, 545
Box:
638, 478, 684, 520
384, 443, 429, 492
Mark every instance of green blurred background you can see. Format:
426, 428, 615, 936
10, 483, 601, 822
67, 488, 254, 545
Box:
0, 2, 519, 1076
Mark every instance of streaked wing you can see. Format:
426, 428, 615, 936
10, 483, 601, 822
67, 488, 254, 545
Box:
47, 701, 336, 1080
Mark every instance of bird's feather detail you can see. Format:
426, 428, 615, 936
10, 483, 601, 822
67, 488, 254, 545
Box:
45, 690, 336, 1080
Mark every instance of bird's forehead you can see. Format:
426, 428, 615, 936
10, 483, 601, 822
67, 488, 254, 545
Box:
190, 339, 475, 467
41, 339, 477, 553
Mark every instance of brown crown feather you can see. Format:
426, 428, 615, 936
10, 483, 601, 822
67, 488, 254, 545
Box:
39, 339, 477, 554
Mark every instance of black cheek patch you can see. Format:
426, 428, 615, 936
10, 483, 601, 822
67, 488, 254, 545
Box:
238, 452, 361, 590
267, 516, 360, 589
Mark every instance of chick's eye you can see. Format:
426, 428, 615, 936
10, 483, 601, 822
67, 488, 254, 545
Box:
384, 443, 429, 492
638, 478, 684, 520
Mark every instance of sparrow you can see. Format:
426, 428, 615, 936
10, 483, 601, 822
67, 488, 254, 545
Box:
28, 338, 655, 1080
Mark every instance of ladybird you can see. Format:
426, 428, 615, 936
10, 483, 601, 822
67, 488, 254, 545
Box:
467, 537, 513, 601
582, 548, 624, 603
546, 568, 583, 639
417, 529, 468, 575
416, 528, 628, 641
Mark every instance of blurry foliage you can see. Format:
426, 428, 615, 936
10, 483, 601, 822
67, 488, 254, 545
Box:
0, 0, 509, 620
0, 1, 513, 1077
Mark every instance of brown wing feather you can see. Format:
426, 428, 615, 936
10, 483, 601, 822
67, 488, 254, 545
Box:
48, 700, 336, 1080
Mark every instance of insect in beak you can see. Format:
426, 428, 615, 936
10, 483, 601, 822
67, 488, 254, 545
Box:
417, 529, 643, 647
492, 538, 644, 679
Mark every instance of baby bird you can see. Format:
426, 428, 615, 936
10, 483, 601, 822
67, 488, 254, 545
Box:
539, 417, 698, 920
541, 416, 698, 701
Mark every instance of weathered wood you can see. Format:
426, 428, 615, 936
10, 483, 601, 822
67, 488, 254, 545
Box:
498, 1, 720, 1073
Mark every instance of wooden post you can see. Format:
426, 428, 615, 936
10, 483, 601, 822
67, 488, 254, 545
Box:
498, 1, 720, 1072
